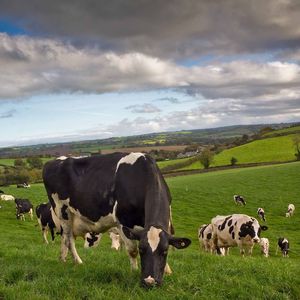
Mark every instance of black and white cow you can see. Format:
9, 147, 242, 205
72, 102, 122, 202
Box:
211, 214, 268, 256
36, 202, 61, 244
17, 182, 31, 188
15, 198, 33, 220
43, 153, 191, 287
276, 237, 289, 257
257, 207, 266, 222
233, 195, 246, 206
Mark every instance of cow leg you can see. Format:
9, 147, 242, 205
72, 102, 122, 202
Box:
29, 208, 33, 220
50, 226, 55, 242
240, 248, 245, 257
60, 221, 82, 264
118, 226, 138, 270
42, 228, 49, 244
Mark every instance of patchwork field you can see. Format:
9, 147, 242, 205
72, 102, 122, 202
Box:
159, 133, 299, 172
0, 162, 300, 299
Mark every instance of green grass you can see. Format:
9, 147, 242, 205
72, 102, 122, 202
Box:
177, 134, 298, 171
1, 162, 300, 299
263, 125, 300, 137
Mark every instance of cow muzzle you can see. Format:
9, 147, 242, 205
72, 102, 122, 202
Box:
253, 238, 260, 243
142, 276, 159, 288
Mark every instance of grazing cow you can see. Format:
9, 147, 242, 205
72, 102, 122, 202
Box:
43, 153, 191, 287
259, 237, 269, 257
211, 214, 268, 256
36, 202, 61, 244
276, 237, 289, 257
257, 208, 266, 222
233, 195, 246, 206
17, 182, 31, 188
15, 198, 33, 220
0, 194, 15, 201
286, 204, 295, 217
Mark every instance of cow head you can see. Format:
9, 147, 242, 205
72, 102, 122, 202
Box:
239, 220, 268, 243
122, 226, 191, 288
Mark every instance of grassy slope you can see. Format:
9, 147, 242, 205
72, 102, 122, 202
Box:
1, 162, 300, 299
0, 158, 52, 167
263, 125, 300, 137
179, 133, 298, 171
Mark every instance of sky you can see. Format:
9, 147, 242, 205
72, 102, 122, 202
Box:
0, 0, 300, 147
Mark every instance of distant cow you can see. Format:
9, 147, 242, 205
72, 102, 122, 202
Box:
286, 204, 295, 217
36, 202, 60, 243
259, 238, 269, 257
17, 183, 31, 188
15, 198, 33, 220
0, 194, 15, 201
276, 237, 289, 257
233, 195, 246, 206
257, 208, 266, 222
211, 214, 268, 256
43, 153, 191, 287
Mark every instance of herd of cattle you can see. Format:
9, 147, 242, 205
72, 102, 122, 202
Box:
0, 153, 297, 287
198, 195, 295, 258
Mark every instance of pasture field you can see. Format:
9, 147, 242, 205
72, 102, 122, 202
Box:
0, 162, 300, 299
262, 125, 300, 137
176, 134, 298, 171
0, 158, 52, 167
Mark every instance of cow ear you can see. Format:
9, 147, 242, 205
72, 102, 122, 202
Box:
122, 226, 141, 241
169, 237, 191, 249
261, 226, 268, 231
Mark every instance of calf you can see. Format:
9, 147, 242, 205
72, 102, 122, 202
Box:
211, 214, 268, 256
259, 237, 269, 257
233, 195, 246, 206
276, 238, 289, 257
36, 202, 60, 243
0, 194, 15, 201
15, 198, 33, 220
257, 208, 266, 222
286, 204, 295, 217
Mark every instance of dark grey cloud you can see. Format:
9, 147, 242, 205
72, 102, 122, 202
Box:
0, 109, 16, 118
1, 0, 300, 59
125, 103, 161, 113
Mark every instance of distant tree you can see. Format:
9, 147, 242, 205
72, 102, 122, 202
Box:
293, 135, 300, 160
230, 157, 238, 166
198, 148, 214, 169
14, 158, 26, 168
26, 157, 43, 169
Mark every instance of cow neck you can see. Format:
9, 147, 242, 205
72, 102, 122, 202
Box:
144, 181, 170, 232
